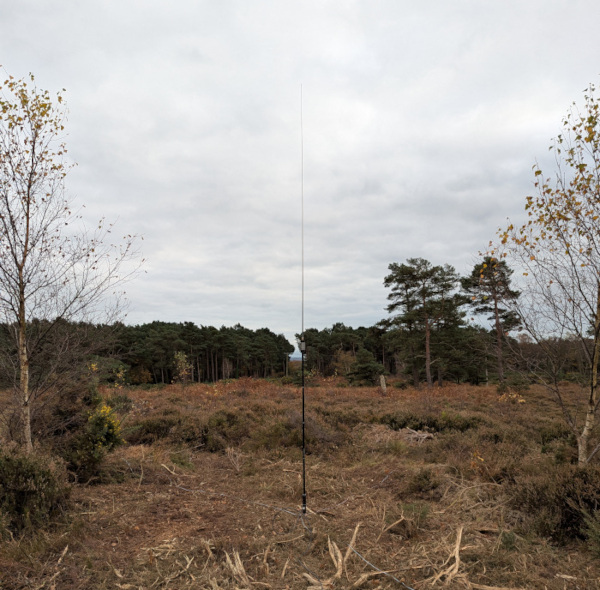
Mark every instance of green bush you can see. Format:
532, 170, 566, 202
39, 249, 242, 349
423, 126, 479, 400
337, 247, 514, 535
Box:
63, 404, 123, 480
171, 415, 207, 446
253, 421, 294, 450
0, 447, 69, 534
496, 372, 531, 395
314, 406, 362, 429
538, 422, 573, 446
232, 387, 251, 397
583, 509, 600, 556
128, 408, 253, 451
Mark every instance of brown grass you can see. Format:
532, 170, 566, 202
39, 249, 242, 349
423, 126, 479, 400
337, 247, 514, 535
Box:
1, 379, 600, 589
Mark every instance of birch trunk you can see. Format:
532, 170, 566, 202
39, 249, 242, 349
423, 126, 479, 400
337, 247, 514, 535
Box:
578, 284, 600, 464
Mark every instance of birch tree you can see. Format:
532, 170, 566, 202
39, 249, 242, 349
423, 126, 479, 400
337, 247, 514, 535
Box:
498, 83, 600, 464
0, 72, 139, 452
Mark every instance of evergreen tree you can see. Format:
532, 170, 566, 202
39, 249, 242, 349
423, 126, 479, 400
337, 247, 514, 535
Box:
461, 257, 520, 383
347, 348, 384, 386
384, 258, 466, 388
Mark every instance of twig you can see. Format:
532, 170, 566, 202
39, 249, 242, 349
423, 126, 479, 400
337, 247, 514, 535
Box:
469, 584, 521, 590
344, 522, 362, 580
262, 544, 271, 576
351, 570, 393, 588
137, 460, 144, 490
57, 545, 69, 565
273, 533, 305, 545
225, 550, 251, 588
349, 546, 415, 589
281, 557, 290, 580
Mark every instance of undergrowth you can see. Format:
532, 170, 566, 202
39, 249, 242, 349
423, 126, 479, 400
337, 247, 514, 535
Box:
0, 446, 69, 535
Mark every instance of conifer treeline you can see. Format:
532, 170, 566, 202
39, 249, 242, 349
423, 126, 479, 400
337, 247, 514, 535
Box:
112, 322, 295, 384
0, 316, 587, 388
300, 322, 491, 386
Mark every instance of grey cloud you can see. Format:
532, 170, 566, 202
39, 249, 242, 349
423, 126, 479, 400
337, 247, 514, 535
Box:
2, 0, 600, 349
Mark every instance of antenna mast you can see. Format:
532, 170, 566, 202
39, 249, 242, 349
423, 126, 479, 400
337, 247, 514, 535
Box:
300, 85, 307, 514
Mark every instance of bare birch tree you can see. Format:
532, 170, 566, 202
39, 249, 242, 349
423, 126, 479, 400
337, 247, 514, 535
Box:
0, 72, 140, 452
497, 83, 600, 464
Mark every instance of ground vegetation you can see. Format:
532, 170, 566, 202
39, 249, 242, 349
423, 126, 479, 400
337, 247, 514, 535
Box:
1, 378, 599, 589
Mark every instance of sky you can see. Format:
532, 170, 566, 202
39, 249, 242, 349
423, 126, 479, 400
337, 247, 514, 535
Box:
2, 0, 600, 351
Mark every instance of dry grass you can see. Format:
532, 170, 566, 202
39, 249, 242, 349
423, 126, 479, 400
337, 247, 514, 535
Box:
1, 379, 600, 589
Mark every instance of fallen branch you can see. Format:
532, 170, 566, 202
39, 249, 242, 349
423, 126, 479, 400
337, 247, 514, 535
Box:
430, 526, 463, 586
327, 537, 343, 581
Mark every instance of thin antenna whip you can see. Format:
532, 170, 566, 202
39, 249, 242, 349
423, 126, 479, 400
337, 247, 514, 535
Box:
300, 85, 307, 514
301, 85, 305, 336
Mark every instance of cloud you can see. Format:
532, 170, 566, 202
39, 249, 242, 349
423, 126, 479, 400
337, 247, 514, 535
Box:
2, 0, 600, 349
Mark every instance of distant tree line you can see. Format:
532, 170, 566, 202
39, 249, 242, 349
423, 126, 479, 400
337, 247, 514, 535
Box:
0, 321, 295, 387
112, 322, 295, 384
0, 258, 590, 394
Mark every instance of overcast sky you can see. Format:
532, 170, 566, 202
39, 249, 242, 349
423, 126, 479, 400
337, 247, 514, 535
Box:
2, 0, 600, 349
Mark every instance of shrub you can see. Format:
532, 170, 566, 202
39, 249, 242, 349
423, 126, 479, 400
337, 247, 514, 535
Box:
171, 415, 207, 446
538, 422, 573, 446
253, 421, 293, 450
204, 410, 251, 452
63, 404, 123, 480
251, 411, 344, 452
105, 392, 134, 412
380, 411, 479, 433
406, 468, 441, 497
583, 509, 600, 556
128, 408, 256, 451
511, 465, 600, 542
496, 372, 530, 396
128, 365, 153, 385
125, 414, 180, 445
0, 447, 69, 534
314, 406, 362, 429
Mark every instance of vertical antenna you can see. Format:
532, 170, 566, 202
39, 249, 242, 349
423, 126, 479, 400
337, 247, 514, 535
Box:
301, 84, 305, 336
300, 85, 307, 514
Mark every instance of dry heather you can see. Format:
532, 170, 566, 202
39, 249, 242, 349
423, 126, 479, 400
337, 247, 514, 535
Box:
2, 378, 600, 589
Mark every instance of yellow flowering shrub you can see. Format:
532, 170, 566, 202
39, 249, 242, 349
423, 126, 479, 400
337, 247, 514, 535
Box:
65, 403, 123, 480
